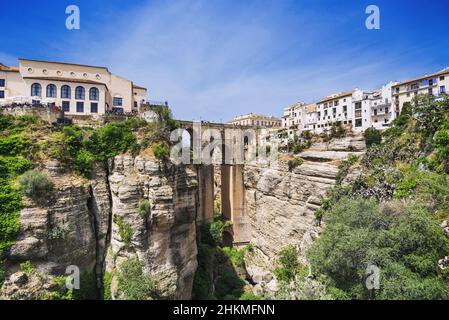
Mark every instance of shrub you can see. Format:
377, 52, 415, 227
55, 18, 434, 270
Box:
20, 261, 35, 275
74, 149, 95, 177
364, 127, 382, 148
287, 157, 303, 171
103, 272, 112, 300
114, 216, 134, 248
307, 198, 449, 300
433, 129, 449, 173
152, 142, 170, 160
117, 259, 155, 300
222, 247, 245, 268
209, 217, 231, 245
18, 169, 54, 201
239, 292, 264, 300
0, 156, 33, 180
0, 135, 32, 156
274, 245, 306, 283
138, 199, 151, 220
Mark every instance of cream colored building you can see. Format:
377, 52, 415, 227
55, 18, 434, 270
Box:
0, 58, 147, 115
392, 68, 449, 119
228, 113, 281, 128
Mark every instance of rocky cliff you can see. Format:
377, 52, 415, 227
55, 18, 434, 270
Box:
243, 135, 365, 293
105, 155, 198, 299
1, 154, 199, 300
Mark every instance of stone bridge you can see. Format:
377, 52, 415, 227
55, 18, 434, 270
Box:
178, 120, 261, 247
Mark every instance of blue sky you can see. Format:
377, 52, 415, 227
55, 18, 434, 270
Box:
2, 0, 449, 121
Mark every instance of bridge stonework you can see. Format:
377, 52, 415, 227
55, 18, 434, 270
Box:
179, 121, 253, 246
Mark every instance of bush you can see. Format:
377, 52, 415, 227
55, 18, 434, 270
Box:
222, 247, 245, 268
74, 149, 95, 177
307, 198, 449, 299
287, 157, 303, 171
0, 135, 33, 156
274, 245, 306, 283
114, 216, 134, 248
433, 129, 449, 173
138, 199, 151, 220
0, 156, 33, 180
209, 217, 231, 245
117, 259, 155, 300
18, 169, 54, 201
364, 127, 382, 148
152, 142, 170, 160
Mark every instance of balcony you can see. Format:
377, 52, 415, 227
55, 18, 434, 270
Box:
371, 111, 391, 117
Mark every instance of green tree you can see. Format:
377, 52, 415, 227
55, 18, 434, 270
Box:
307, 198, 449, 300
364, 127, 382, 148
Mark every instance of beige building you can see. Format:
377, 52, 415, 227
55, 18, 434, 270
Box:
0, 58, 147, 115
392, 68, 449, 118
228, 113, 281, 128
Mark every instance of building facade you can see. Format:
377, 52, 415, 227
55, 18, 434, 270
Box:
229, 113, 281, 128
315, 90, 356, 134
392, 68, 449, 118
0, 59, 147, 115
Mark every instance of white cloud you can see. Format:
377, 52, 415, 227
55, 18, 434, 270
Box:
25, 1, 441, 121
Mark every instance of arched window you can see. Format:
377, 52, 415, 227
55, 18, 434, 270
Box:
31, 83, 42, 97
89, 87, 99, 101
61, 85, 71, 99
75, 86, 85, 100
46, 84, 57, 98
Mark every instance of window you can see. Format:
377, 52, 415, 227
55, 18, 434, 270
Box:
46, 84, 57, 98
31, 83, 42, 97
62, 101, 70, 112
355, 102, 362, 110
440, 86, 446, 94
113, 97, 123, 106
355, 119, 362, 127
440, 76, 445, 81
90, 102, 98, 113
334, 101, 339, 106
0, 79, 5, 87
61, 85, 71, 99
343, 105, 347, 112
428, 88, 433, 96
0, 91, 4, 99
411, 83, 419, 90
76, 102, 84, 113
75, 86, 85, 100
355, 110, 362, 118
89, 87, 99, 101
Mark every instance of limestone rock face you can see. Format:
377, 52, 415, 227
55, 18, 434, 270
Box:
105, 155, 198, 300
1, 161, 111, 299
243, 135, 365, 277
8, 173, 97, 275
244, 160, 339, 271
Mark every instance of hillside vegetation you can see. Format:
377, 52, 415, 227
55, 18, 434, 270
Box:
307, 95, 449, 299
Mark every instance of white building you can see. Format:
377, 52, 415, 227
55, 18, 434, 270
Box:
392, 68, 449, 118
315, 90, 356, 134
352, 82, 395, 132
